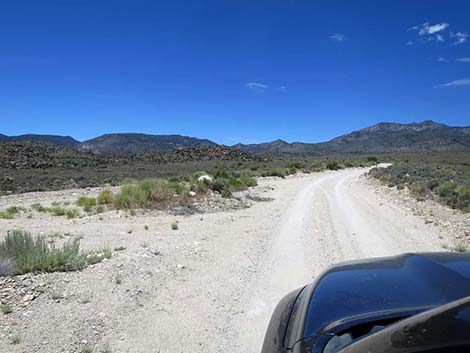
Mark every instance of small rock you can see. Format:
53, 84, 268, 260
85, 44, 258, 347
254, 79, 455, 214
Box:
23, 294, 35, 302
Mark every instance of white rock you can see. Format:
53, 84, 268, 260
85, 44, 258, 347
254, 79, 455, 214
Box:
23, 294, 35, 302
197, 175, 213, 183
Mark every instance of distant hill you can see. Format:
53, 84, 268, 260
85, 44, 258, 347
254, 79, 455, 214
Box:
232, 139, 290, 154
233, 121, 470, 154
0, 134, 79, 147
77, 133, 217, 154
3, 120, 469, 156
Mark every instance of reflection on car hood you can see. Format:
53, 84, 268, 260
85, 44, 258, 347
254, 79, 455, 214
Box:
304, 253, 470, 339
337, 296, 470, 353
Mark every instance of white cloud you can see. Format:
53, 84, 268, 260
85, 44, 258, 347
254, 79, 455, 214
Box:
276, 86, 287, 92
405, 41, 414, 45
412, 22, 449, 36
410, 22, 452, 43
456, 57, 470, 62
426, 23, 449, 34
435, 78, 470, 87
450, 31, 468, 45
329, 33, 347, 42
437, 56, 448, 62
245, 82, 268, 92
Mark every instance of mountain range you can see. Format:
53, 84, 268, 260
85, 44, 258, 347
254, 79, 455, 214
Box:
2, 120, 469, 155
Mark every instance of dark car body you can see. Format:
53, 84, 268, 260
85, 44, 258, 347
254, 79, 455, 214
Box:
261, 253, 470, 353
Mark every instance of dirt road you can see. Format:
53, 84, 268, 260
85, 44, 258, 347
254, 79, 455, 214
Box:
0, 167, 458, 353
217, 167, 446, 353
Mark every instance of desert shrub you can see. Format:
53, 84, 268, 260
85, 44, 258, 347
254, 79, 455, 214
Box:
97, 189, 114, 205
49, 206, 66, 216
367, 156, 378, 163
239, 175, 257, 187
456, 183, 470, 211
31, 203, 48, 212
171, 222, 178, 230
114, 179, 190, 209
168, 181, 189, 197
310, 164, 325, 172
0, 230, 86, 274
114, 184, 142, 208
192, 180, 209, 193
425, 179, 440, 191
227, 177, 247, 192
265, 168, 288, 178
76, 197, 96, 212
210, 178, 232, 197
288, 162, 304, 170
435, 181, 458, 198
0, 211, 14, 219
0, 206, 24, 219
344, 161, 353, 168
66, 209, 80, 219
408, 182, 428, 198
86, 247, 112, 265
326, 160, 340, 170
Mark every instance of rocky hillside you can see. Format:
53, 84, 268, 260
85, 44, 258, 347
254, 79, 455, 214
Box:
133, 145, 257, 163
0, 142, 108, 169
233, 120, 470, 154
0, 142, 256, 170
77, 133, 217, 154
0, 134, 79, 147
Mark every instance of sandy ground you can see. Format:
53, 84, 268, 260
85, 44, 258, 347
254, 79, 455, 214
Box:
0, 167, 467, 353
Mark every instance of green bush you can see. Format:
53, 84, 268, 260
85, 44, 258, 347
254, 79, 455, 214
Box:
326, 160, 340, 170
0, 211, 14, 219
210, 178, 232, 197
409, 182, 428, 197
114, 179, 190, 209
265, 168, 288, 178
66, 209, 80, 219
436, 181, 458, 197
31, 203, 48, 212
49, 206, 66, 216
0, 206, 23, 219
0, 230, 86, 274
76, 197, 96, 212
239, 175, 257, 187
168, 181, 189, 197
97, 189, 114, 205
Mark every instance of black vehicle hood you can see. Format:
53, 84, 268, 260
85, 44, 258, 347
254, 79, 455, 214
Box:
304, 253, 470, 340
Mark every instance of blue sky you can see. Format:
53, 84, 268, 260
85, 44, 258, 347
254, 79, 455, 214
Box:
1, 0, 469, 144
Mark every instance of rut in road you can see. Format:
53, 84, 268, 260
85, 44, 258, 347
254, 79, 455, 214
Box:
229, 167, 444, 353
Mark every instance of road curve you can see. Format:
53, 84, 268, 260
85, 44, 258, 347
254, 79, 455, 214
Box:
222, 167, 445, 353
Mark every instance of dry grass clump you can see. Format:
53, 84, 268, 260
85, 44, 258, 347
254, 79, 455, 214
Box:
0, 230, 111, 275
